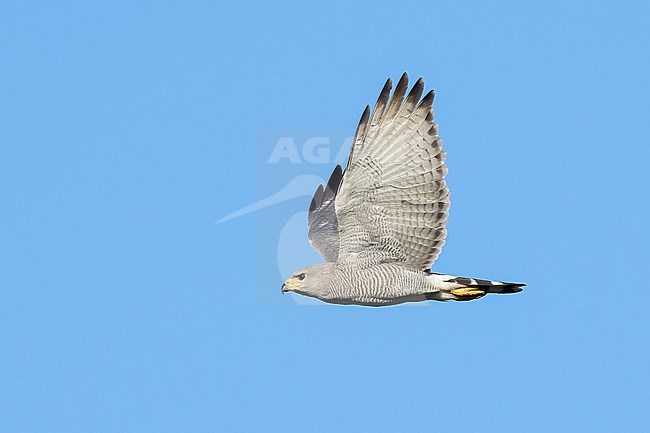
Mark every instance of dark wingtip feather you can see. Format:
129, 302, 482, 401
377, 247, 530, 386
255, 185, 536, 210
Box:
405, 78, 425, 106
327, 165, 343, 193
356, 104, 371, 139
380, 77, 393, 95
309, 184, 324, 212
381, 73, 410, 122
355, 104, 370, 137
419, 89, 435, 108
359, 105, 370, 125
396, 73, 409, 93
347, 105, 370, 171
370, 78, 392, 124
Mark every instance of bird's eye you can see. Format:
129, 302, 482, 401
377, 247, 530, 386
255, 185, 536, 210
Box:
297, 273, 306, 281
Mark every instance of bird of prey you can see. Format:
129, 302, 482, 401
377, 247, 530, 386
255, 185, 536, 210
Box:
282, 74, 524, 306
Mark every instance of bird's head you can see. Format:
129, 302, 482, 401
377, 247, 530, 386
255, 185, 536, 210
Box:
282, 263, 335, 300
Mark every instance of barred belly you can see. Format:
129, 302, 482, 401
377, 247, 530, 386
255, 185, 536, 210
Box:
328, 262, 433, 306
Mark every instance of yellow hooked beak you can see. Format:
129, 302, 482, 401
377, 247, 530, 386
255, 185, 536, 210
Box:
281, 277, 301, 293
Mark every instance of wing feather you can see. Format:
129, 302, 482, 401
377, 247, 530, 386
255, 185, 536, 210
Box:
381, 72, 409, 124
307, 165, 343, 262
335, 75, 450, 270
369, 78, 392, 128
346, 106, 370, 172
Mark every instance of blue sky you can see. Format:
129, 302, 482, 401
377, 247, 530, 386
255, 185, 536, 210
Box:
1, 1, 649, 432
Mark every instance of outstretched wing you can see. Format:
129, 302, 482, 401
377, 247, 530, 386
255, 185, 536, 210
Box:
307, 165, 343, 262
335, 73, 450, 270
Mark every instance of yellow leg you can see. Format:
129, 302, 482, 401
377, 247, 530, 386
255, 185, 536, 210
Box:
450, 288, 485, 297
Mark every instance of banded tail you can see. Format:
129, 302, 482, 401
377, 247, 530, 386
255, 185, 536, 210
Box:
426, 272, 525, 301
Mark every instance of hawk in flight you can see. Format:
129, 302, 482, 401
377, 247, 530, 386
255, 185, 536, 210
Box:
282, 74, 524, 306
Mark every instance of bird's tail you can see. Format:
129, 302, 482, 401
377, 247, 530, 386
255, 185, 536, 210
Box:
426, 273, 525, 301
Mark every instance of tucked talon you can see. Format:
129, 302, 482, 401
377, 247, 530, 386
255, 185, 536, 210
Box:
450, 288, 485, 297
